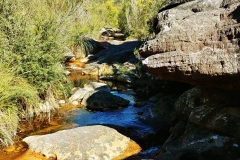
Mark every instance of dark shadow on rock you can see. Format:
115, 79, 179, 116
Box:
85, 90, 129, 111
89, 41, 142, 64
154, 123, 240, 160
94, 123, 166, 150
231, 6, 240, 23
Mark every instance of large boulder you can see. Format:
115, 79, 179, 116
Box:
153, 86, 240, 159
82, 90, 130, 110
154, 122, 240, 160
69, 82, 129, 110
90, 41, 140, 64
175, 86, 240, 141
23, 125, 141, 160
139, 0, 240, 89
69, 82, 110, 102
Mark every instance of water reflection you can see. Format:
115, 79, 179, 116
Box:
73, 91, 155, 137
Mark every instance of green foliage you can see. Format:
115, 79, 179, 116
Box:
73, 0, 120, 37
0, 64, 40, 146
105, 0, 119, 27
118, 0, 167, 39
0, 0, 75, 145
116, 62, 143, 78
0, 0, 73, 96
69, 36, 94, 58
60, 0, 167, 39
0, 0, 167, 146
67, 0, 166, 39
0, 106, 18, 147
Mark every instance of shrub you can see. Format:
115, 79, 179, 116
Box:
0, 0, 168, 146
0, 64, 39, 146
0, 0, 73, 96
118, 0, 167, 39
0, 0, 73, 146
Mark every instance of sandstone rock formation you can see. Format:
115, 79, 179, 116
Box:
175, 86, 240, 141
69, 82, 129, 110
154, 86, 240, 159
139, 0, 240, 89
137, 0, 240, 159
155, 122, 240, 160
23, 125, 141, 160
82, 90, 130, 110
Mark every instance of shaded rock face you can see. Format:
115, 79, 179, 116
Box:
90, 41, 140, 64
175, 86, 240, 141
83, 90, 130, 110
69, 82, 129, 110
154, 86, 240, 159
139, 0, 240, 89
155, 123, 240, 160
23, 125, 141, 160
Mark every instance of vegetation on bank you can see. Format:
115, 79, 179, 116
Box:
0, 65, 39, 146
79, 0, 167, 39
0, 0, 166, 146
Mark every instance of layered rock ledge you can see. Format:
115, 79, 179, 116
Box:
139, 0, 240, 89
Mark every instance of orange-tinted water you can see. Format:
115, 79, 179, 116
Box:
0, 103, 82, 160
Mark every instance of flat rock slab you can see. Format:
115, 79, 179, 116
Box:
23, 125, 141, 160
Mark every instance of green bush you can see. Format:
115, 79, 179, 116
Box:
0, 0, 168, 146
0, 64, 39, 146
0, 0, 73, 96
0, 0, 73, 146
118, 0, 167, 39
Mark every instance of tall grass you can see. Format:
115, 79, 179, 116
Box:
118, 0, 167, 39
0, 64, 39, 146
0, 0, 167, 146
0, 0, 75, 146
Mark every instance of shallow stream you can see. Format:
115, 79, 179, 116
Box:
15, 78, 162, 159
66, 89, 161, 158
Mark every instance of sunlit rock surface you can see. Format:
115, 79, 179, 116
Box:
23, 125, 141, 160
139, 0, 240, 89
69, 82, 129, 110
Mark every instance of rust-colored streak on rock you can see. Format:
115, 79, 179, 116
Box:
112, 141, 142, 160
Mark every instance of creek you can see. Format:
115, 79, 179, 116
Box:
14, 77, 163, 159
12, 41, 165, 159
68, 88, 161, 158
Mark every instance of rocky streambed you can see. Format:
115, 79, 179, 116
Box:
3, 79, 182, 160
3, 0, 240, 158
0, 42, 190, 159
138, 0, 240, 159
